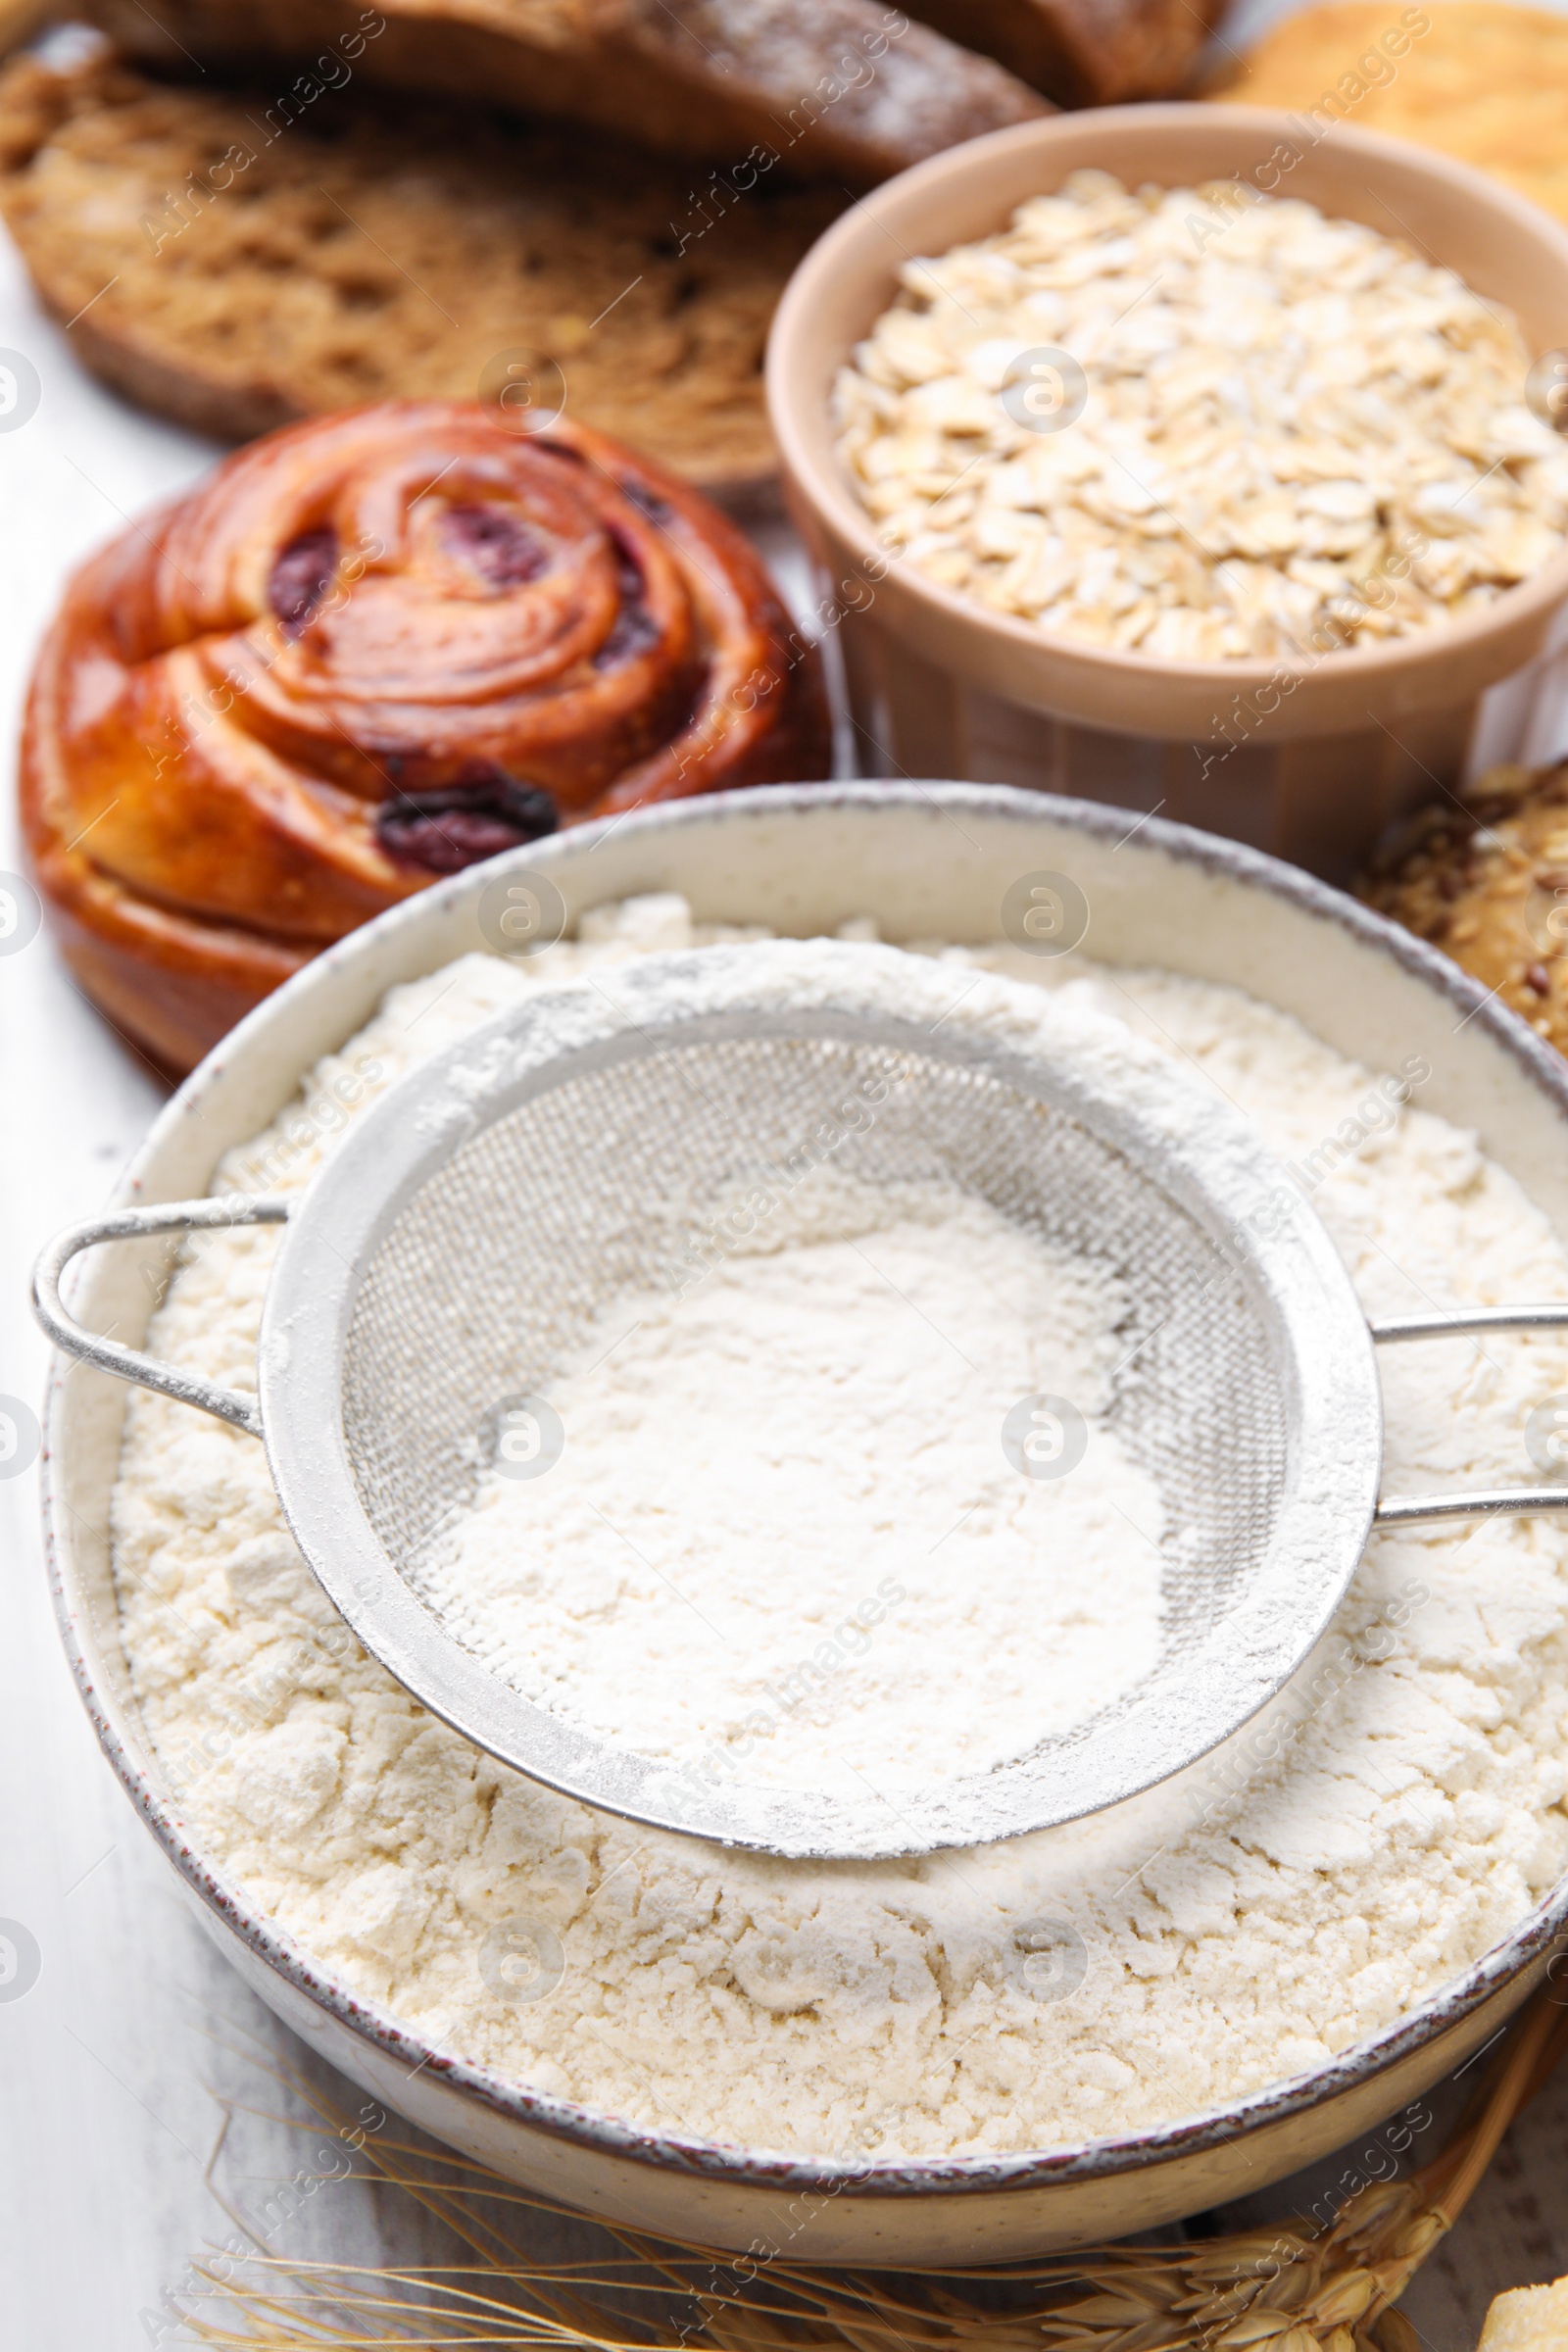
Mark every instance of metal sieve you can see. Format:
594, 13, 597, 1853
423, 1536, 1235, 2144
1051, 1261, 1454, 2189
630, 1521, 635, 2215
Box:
33, 940, 1568, 1860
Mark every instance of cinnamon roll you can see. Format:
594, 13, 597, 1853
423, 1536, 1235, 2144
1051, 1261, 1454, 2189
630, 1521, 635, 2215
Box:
23, 400, 830, 1073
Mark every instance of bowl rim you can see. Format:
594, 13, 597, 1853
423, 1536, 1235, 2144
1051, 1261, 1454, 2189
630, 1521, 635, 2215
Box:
765, 104, 1568, 698
40, 780, 1568, 2203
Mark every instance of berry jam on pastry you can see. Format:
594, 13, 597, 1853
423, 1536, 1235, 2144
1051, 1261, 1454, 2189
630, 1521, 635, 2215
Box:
22, 399, 830, 1073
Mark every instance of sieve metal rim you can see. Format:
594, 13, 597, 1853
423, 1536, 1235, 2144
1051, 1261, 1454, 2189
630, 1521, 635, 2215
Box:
249, 942, 1382, 1858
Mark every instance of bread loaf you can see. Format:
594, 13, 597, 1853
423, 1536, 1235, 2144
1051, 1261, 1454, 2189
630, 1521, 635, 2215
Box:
903, 0, 1224, 106
68, 0, 1049, 182
0, 47, 843, 487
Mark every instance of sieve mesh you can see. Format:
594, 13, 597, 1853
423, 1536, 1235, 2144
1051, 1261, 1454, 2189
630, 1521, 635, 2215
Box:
341, 1030, 1291, 1773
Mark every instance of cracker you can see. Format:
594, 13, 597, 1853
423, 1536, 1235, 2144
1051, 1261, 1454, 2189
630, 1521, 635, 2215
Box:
1209, 1, 1568, 226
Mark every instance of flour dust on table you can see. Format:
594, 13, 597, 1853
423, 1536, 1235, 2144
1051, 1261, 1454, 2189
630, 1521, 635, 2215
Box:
110, 894, 1568, 2158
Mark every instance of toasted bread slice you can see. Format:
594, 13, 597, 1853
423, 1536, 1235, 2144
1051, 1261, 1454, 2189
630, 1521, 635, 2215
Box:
68, 0, 1048, 184
904, 0, 1224, 105
0, 47, 849, 492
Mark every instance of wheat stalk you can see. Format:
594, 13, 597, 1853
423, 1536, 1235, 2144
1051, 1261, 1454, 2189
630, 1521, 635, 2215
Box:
172, 1989, 1568, 2352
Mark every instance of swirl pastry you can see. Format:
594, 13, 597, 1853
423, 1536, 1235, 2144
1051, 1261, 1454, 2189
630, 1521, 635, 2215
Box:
23, 400, 830, 1073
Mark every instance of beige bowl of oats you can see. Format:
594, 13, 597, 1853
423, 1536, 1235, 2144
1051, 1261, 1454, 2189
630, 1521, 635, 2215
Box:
767, 107, 1568, 879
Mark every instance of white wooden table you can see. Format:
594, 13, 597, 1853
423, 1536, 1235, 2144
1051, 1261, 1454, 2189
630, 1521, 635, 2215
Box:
3, 86, 1568, 2345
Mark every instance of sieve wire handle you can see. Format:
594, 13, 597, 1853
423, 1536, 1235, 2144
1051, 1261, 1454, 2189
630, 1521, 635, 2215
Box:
1370, 1304, 1568, 1525
31, 1196, 293, 1440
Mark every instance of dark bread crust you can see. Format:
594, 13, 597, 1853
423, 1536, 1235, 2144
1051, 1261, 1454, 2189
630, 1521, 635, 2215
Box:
59, 307, 303, 446
72, 0, 1049, 181
903, 0, 1226, 104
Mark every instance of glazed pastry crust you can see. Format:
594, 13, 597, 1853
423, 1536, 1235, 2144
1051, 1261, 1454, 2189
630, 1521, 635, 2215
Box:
22, 400, 830, 1074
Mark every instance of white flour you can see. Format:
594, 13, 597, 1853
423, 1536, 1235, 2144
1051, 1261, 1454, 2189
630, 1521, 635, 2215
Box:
110, 894, 1568, 2157
417, 1178, 1165, 1790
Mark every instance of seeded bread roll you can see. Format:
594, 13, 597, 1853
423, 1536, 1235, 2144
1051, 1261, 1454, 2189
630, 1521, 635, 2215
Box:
68, 0, 1049, 182
0, 48, 853, 490
1359, 762, 1568, 1056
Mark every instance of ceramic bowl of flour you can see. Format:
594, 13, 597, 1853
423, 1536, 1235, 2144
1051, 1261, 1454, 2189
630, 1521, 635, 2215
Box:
39, 782, 1568, 2263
